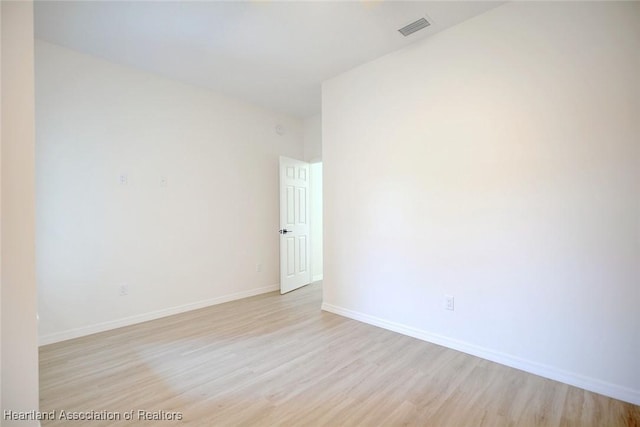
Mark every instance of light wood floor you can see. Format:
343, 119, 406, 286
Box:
40, 282, 639, 426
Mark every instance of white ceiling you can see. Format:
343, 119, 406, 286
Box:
35, 1, 504, 118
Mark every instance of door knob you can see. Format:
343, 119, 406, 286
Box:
279, 229, 291, 234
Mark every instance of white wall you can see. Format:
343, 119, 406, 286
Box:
310, 163, 323, 282
36, 41, 304, 344
322, 1, 640, 405
303, 114, 322, 163
1, 1, 40, 424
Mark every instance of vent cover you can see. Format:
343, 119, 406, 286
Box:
398, 18, 431, 37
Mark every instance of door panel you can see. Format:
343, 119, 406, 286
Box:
279, 156, 311, 294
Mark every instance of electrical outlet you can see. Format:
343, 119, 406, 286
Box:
160, 176, 168, 187
119, 174, 128, 185
444, 295, 454, 311
119, 284, 129, 296
256, 263, 262, 272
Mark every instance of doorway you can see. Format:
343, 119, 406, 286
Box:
309, 162, 323, 283
278, 157, 323, 294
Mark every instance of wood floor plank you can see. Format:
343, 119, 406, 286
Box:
40, 282, 639, 426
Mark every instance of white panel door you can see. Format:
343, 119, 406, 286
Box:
279, 156, 311, 294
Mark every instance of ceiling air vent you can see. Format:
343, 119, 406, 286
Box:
398, 18, 431, 37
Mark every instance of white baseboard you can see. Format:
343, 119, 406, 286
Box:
312, 274, 324, 282
39, 284, 279, 346
321, 302, 640, 406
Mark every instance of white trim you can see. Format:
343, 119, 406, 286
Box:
321, 302, 640, 406
312, 274, 324, 282
39, 284, 279, 346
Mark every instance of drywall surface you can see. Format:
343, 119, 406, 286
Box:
36, 41, 303, 343
1, 1, 40, 424
303, 114, 322, 162
323, 1, 639, 404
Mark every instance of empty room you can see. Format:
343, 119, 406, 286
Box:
1, 0, 639, 426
